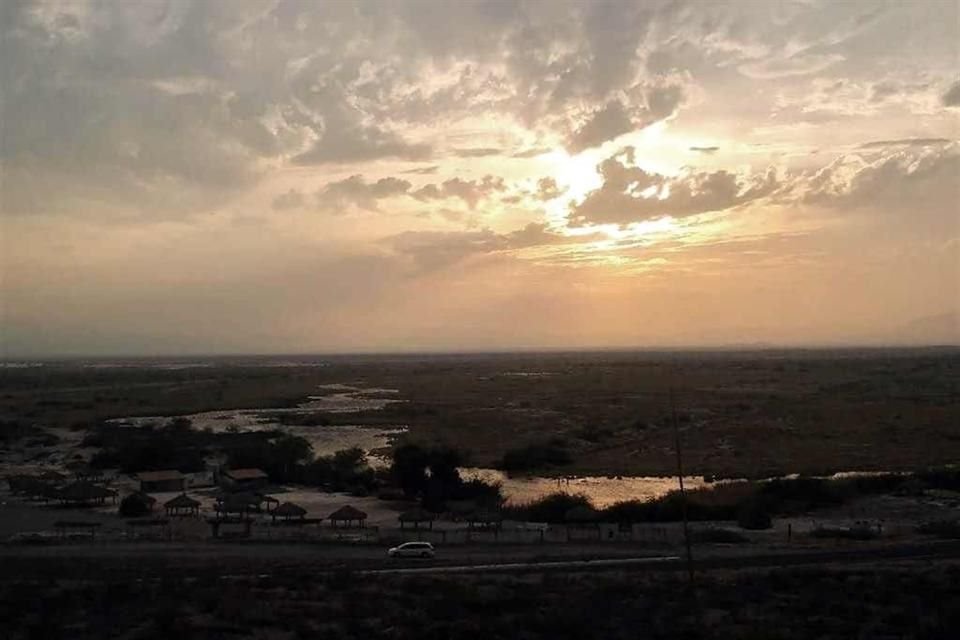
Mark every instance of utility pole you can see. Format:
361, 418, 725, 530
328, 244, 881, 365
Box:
670, 385, 695, 588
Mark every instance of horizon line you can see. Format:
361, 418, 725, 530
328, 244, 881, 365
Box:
3, 342, 959, 361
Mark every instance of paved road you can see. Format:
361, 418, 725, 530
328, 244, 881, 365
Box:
3, 539, 959, 581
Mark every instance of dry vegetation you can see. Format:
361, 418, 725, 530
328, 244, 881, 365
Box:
1, 559, 957, 639
2, 348, 958, 478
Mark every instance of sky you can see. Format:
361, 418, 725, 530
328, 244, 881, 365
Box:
1, 0, 958, 357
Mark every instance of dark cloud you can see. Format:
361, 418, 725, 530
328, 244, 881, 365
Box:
412, 176, 506, 209
566, 85, 685, 152
645, 84, 685, 120
571, 147, 781, 225
568, 100, 636, 152
318, 175, 412, 212
943, 81, 960, 107
689, 146, 720, 154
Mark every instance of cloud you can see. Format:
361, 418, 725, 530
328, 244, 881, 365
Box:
293, 125, 432, 165
512, 148, 551, 158
571, 147, 781, 225
943, 81, 960, 107
800, 143, 960, 215
318, 175, 412, 212
566, 86, 685, 152
452, 147, 502, 158
689, 146, 720, 154
411, 175, 506, 209
272, 189, 306, 210
567, 100, 636, 152
869, 81, 900, 103
383, 222, 589, 271
536, 177, 566, 201
384, 229, 508, 270
739, 53, 845, 80
859, 138, 952, 149
402, 166, 440, 175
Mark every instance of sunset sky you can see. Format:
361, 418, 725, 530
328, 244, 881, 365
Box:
1, 0, 958, 356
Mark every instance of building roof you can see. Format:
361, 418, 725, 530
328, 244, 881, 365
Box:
224, 468, 268, 481
59, 481, 116, 501
137, 470, 185, 482
273, 502, 307, 518
164, 493, 200, 509
128, 491, 158, 504
328, 505, 368, 521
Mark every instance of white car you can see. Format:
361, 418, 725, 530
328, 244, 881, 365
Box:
388, 541, 436, 558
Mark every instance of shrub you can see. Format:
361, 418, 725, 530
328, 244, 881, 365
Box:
119, 493, 153, 518
507, 493, 592, 523
917, 520, 960, 539
499, 438, 572, 473
691, 528, 749, 544
737, 498, 773, 530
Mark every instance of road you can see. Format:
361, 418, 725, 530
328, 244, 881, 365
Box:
2, 539, 959, 581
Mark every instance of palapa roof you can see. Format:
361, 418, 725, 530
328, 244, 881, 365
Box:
137, 470, 185, 482
224, 468, 268, 481
273, 502, 307, 518
128, 491, 158, 504
398, 507, 436, 522
59, 481, 115, 501
328, 505, 368, 521
164, 493, 200, 509
564, 505, 600, 523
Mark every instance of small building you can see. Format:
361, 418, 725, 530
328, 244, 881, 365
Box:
164, 493, 201, 518
222, 468, 269, 490
328, 505, 368, 528
137, 470, 186, 493
57, 481, 117, 507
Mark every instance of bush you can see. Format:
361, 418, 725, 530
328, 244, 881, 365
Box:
691, 528, 749, 544
917, 520, 960, 539
119, 493, 153, 517
499, 439, 572, 474
507, 493, 592, 523
737, 498, 773, 530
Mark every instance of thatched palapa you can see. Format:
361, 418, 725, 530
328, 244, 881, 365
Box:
164, 493, 200, 517
328, 505, 368, 528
